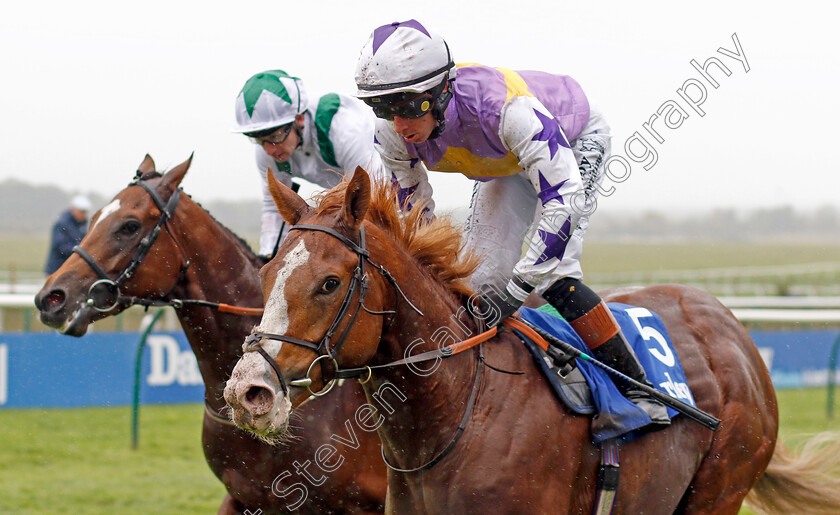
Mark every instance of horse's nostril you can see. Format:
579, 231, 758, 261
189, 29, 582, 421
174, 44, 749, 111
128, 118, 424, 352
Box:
243, 386, 275, 416
44, 290, 66, 310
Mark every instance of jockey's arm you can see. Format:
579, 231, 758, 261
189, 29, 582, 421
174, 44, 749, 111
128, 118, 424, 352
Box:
373, 118, 436, 216
329, 97, 389, 182
255, 148, 294, 256
500, 96, 584, 301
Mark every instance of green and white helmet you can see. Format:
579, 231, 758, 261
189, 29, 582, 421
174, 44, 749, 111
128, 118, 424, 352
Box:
232, 70, 308, 134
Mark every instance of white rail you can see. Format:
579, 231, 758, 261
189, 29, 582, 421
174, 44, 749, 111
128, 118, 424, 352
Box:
730, 309, 840, 323
4, 292, 840, 325
0, 293, 35, 308
718, 296, 840, 309
588, 261, 840, 283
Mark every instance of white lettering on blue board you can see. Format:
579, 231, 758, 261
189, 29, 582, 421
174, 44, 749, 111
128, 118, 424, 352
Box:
146, 335, 202, 386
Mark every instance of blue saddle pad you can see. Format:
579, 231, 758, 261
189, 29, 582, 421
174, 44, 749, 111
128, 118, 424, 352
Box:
517, 303, 697, 444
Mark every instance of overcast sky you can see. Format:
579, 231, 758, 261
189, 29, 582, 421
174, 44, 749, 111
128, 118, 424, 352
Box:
1, 1, 837, 216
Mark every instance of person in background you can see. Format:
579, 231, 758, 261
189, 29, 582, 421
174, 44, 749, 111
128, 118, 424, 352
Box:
45, 195, 91, 275
232, 70, 384, 259
355, 20, 669, 429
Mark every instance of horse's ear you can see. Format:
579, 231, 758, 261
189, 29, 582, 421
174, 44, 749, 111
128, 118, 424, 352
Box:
137, 154, 155, 175
342, 167, 371, 229
267, 169, 311, 224
160, 153, 193, 192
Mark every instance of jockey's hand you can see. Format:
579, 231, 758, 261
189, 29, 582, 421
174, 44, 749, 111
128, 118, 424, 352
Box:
474, 285, 523, 328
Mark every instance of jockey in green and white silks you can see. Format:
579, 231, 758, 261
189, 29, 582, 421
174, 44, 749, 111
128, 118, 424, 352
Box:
356, 20, 670, 430
233, 70, 384, 256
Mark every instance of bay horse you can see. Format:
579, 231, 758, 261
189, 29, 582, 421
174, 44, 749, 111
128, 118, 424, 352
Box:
226, 167, 840, 514
35, 156, 386, 514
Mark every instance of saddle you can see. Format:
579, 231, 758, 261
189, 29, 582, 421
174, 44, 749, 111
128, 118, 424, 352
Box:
513, 304, 697, 444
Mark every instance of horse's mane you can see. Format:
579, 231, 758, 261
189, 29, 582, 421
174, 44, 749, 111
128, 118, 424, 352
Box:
138, 170, 262, 269
191, 200, 262, 268
313, 176, 480, 300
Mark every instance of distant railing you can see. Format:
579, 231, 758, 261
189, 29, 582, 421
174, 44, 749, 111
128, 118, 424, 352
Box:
588, 261, 840, 297
6, 262, 840, 329
0, 291, 179, 332
589, 261, 840, 283
4, 289, 840, 329
0, 281, 42, 295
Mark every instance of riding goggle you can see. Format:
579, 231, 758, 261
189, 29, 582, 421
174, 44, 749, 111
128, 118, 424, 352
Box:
362, 92, 435, 121
247, 123, 294, 146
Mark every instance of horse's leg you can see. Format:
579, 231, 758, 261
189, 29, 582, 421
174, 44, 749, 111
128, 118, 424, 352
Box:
671, 418, 775, 508
673, 344, 777, 512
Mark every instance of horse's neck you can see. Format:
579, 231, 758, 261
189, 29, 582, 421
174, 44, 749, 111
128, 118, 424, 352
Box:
370, 261, 481, 469
169, 204, 264, 401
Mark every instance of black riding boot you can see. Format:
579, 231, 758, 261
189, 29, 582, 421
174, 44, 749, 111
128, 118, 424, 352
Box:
589, 332, 670, 430
544, 278, 670, 430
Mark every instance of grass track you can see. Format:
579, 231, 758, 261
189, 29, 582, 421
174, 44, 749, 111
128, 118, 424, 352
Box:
1, 389, 838, 514
0, 403, 226, 514
582, 241, 840, 273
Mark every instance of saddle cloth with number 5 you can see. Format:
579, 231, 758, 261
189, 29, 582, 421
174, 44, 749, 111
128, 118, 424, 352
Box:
517, 303, 697, 444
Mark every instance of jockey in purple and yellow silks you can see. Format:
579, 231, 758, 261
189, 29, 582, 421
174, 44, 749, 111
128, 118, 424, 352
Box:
355, 20, 669, 429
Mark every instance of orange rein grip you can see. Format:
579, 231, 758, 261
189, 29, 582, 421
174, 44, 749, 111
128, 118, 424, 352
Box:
443, 325, 499, 356
568, 301, 619, 350
217, 304, 265, 316
503, 316, 550, 352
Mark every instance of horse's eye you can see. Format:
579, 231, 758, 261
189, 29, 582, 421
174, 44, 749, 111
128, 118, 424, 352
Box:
119, 221, 141, 236
320, 278, 340, 294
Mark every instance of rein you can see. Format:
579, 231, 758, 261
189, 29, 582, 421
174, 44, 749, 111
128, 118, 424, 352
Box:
117, 296, 264, 316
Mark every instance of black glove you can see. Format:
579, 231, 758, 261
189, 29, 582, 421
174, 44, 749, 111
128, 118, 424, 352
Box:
474, 284, 523, 328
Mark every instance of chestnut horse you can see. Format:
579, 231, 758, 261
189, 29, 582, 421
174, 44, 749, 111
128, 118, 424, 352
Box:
35, 156, 386, 514
226, 168, 840, 514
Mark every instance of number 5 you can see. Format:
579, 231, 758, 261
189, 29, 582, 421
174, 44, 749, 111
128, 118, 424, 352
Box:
626, 307, 675, 367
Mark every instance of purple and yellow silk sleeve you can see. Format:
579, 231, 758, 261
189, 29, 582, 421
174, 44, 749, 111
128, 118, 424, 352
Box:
501, 96, 584, 296
373, 118, 436, 216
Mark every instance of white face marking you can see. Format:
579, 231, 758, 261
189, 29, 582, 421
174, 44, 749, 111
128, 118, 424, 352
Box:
255, 240, 309, 357
93, 199, 121, 229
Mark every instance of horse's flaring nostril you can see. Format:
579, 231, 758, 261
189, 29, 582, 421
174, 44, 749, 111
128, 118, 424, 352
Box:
44, 290, 66, 311
243, 385, 275, 417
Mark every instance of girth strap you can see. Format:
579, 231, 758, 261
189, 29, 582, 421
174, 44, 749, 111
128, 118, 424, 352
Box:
381, 343, 485, 473
593, 439, 620, 515
204, 403, 237, 427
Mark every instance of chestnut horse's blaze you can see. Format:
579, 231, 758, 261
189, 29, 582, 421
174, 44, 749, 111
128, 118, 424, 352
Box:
227, 166, 840, 514
35, 156, 386, 514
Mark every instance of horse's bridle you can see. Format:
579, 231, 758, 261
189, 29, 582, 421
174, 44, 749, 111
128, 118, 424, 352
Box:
245, 220, 509, 473
72, 174, 189, 313
244, 222, 422, 398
